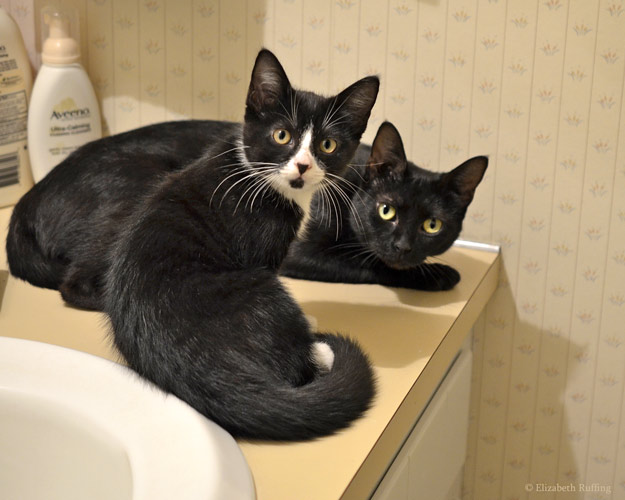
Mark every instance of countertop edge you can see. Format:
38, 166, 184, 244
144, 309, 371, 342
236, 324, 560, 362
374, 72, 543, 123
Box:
340, 250, 501, 500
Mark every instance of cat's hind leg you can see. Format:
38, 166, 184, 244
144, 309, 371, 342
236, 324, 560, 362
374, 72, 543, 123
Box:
59, 263, 106, 311
6, 208, 66, 289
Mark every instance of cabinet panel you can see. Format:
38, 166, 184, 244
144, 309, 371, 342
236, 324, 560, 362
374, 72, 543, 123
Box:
372, 349, 473, 500
370, 452, 410, 500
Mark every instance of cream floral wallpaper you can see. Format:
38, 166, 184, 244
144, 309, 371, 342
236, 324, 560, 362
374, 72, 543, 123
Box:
2, 0, 625, 498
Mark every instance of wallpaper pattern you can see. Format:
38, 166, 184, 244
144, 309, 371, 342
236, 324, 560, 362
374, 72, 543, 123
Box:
2, 0, 625, 498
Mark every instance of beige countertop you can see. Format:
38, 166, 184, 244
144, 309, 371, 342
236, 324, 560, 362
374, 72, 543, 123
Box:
0, 205, 499, 500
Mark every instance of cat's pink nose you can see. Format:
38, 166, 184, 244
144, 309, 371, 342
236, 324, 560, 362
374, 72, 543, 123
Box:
297, 162, 310, 175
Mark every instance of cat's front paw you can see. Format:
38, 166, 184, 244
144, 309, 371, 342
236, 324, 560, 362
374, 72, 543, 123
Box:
414, 263, 460, 291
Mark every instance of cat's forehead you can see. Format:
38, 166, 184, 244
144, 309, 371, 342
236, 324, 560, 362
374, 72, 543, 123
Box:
406, 163, 441, 181
261, 96, 341, 143
294, 88, 338, 106
402, 165, 442, 193
291, 89, 354, 120
373, 170, 440, 205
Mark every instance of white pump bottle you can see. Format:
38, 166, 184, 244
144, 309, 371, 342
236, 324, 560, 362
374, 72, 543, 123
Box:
0, 7, 34, 207
27, 6, 101, 182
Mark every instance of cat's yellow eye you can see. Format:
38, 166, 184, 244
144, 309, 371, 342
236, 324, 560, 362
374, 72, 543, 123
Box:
319, 138, 337, 154
378, 203, 396, 221
273, 129, 291, 145
423, 218, 443, 234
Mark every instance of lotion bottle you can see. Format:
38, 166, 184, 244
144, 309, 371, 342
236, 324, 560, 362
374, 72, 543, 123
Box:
0, 7, 34, 207
28, 6, 101, 182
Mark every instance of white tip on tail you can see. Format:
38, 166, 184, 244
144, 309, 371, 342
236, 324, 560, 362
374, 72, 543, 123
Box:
312, 341, 335, 373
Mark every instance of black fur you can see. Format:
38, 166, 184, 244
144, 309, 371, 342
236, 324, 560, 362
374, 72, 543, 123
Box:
6, 119, 233, 309
7, 118, 486, 304
6, 119, 486, 305
281, 122, 488, 291
102, 49, 379, 441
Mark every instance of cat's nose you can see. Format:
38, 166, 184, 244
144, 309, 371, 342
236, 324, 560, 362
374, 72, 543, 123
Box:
297, 162, 310, 175
393, 238, 411, 254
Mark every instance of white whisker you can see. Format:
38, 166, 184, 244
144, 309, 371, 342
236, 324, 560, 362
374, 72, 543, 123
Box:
209, 164, 278, 207
247, 176, 272, 212
361, 250, 381, 267
324, 180, 344, 239
217, 165, 278, 208
244, 173, 273, 213
322, 174, 365, 237
235, 172, 270, 214
326, 183, 343, 239
322, 96, 349, 130
209, 165, 252, 207
327, 242, 365, 251
206, 144, 249, 163
314, 183, 331, 230
278, 92, 297, 128
425, 255, 450, 267
321, 96, 338, 130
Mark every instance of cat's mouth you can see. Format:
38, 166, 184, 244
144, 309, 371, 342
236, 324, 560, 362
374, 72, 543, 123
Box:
384, 259, 420, 270
380, 254, 425, 270
289, 178, 305, 189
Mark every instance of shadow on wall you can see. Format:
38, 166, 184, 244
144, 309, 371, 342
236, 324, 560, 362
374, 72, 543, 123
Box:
465, 262, 585, 500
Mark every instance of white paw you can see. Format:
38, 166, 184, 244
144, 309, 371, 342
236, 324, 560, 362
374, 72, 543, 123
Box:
312, 341, 334, 372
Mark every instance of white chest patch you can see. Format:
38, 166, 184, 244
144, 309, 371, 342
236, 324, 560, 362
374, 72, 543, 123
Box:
272, 127, 326, 218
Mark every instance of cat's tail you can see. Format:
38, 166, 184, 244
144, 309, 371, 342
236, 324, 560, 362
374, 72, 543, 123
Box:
6, 195, 64, 290
211, 333, 376, 441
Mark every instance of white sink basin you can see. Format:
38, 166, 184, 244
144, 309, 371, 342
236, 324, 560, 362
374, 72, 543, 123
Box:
0, 337, 255, 500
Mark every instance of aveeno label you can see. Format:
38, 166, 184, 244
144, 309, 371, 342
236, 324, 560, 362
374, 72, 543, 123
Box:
48, 98, 94, 157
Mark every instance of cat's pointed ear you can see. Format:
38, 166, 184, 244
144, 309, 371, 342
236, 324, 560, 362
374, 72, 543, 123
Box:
442, 156, 488, 206
246, 49, 291, 114
368, 122, 408, 179
334, 75, 380, 137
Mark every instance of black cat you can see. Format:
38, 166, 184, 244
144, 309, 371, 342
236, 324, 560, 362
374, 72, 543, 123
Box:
6, 119, 232, 310
6, 119, 486, 307
280, 121, 488, 290
101, 49, 379, 441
